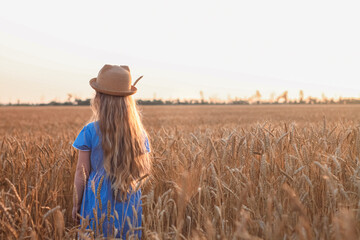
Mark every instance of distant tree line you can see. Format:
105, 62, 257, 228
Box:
2, 90, 360, 106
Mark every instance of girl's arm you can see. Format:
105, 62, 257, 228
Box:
72, 150, 91, 223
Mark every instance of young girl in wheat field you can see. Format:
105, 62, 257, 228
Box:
72, 64, 151, 239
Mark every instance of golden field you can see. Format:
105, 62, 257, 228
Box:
0, 105, 360, 239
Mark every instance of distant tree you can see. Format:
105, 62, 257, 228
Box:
232, 99, 249, 105
255, 90, 261, 104
270, 92, 276, 103
321, 93, 328, 104
307, 97, 317, 104
75, 98, 91, 106
209, 95, 220, 104
67, 93, 73, 102
200, 91, 205, 104
276, 91, 288, 103
299, 90, 304, 103
255, 90, 261, 99
49, 101, 61, 106
247, 90, 262, 104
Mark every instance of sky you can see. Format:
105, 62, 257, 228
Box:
0, 0, 359, 104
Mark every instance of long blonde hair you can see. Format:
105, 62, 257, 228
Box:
91, 92, 151, 198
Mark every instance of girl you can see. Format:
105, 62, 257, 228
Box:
72, 64, 151, 239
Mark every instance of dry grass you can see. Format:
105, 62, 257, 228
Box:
0, 105, 360, 239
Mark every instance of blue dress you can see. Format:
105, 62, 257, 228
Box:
72, 121, 150, 239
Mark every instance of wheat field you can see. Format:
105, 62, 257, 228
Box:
0, 105, 360, 239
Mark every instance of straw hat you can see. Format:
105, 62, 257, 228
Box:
89, 64, 143, 96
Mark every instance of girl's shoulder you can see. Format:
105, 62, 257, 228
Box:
85, 121, 96, 128
72, 121, 100, 151
84, 121, 99, 135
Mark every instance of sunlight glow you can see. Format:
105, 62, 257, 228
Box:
0, 0, 359, 104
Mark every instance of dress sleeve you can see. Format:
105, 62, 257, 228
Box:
72, 125, 92, 151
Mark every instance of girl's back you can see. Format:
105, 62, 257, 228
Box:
74, 121, 149, 238
72, 65, 151, 239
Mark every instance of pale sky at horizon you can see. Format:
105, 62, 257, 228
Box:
0, 0, 359, 104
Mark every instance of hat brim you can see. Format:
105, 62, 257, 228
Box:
89, 78, 137, 96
